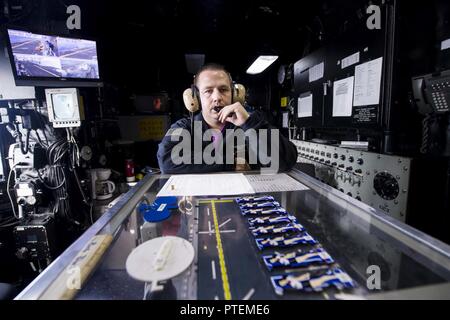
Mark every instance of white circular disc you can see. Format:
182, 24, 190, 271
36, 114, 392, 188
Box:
126, 236, 194, 283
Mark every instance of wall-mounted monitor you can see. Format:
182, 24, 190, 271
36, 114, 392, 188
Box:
5, 28, 102, 87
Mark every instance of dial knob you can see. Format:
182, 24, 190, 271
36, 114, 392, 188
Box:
374, 172, 399, 201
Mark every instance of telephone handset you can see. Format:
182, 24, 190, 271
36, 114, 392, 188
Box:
182, 83, 246, 113
412, 70, 450, 115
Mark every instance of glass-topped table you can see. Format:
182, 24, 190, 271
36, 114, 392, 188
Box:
15, 170, 450, 300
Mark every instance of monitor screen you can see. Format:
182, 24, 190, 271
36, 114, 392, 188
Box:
5, 28, 101, 86
52, 93, 78, 119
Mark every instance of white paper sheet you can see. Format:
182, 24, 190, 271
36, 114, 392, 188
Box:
308, 62, 324, 83
353, 57, 383, 106
282, 112, 289, 128
341, 52, 360, 69
297, 94, 313, 118
156, 174, 255, 197
333, 76, 354, 117
441, 38, 450, 51
246, 174, 309, 193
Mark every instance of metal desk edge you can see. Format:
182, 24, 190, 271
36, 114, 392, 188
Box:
14, 173, 158, 300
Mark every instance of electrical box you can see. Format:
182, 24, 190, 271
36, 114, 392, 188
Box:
14, 214, 56, 261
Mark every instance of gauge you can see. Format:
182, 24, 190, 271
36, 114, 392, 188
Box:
80, 145, 93, 161
373, 172, 399, 201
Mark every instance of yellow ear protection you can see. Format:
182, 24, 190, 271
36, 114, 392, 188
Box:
182, 73, 246, 113
182, 84, 201, 113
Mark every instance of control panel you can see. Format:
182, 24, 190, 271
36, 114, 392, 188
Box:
291, 140, 412, 221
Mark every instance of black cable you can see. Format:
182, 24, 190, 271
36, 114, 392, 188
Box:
46, 138, 70, 220
72, 165, 90, 205
40, 127, 86, 226
15, 103, 32, 154
37, 167, 66, 190
35, 129, 44, 146
41, 127, 49, 146
66, 132, 91, 209
54, 166, 68, 220
420, 114, 432, 154
47, 139, 61, 162
36, 102, 50, 144
35, 129, 48, 148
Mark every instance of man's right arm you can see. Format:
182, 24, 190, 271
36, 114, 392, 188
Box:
157, 118, 233, 174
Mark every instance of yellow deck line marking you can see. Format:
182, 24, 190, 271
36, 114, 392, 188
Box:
211, 200, 232, 300
198, 199, 234, 204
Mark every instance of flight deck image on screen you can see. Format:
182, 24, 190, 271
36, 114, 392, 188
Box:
7, 29, 100, 80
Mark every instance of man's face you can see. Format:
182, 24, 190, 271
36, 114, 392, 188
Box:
196, 69, 232, 128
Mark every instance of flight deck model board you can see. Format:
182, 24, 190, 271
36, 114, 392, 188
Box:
196, 196, 362, 300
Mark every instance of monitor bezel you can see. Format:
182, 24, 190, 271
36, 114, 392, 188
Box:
3, 26, 103, 88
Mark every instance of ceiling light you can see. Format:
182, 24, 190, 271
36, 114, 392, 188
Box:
246, 55, 279, 75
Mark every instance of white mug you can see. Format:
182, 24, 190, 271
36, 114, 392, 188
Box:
96, 180, 115, 195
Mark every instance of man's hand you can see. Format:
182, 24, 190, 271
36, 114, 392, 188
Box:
218, 102, 249, 127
